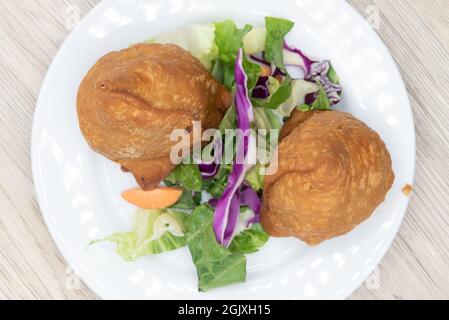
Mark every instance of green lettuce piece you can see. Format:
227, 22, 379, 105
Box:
215, 20, 252, 64
213, 20, 261, 90
297, 104, 313, 112
253, 77, 293, 109
252, 106, 280, 181
264, 17, 295, 71
211, 59, 225, 83
204, 164, 232, 198
244, 163, 265, 192
298, 87, 331, 112
277, 79, 320, 117
185, 205, 246, 292
150, 24, 217, 70
211, 59, 236, 89
165, 164, 202, 192
315, 86, 332, 110
170, 191, 202, 210
253, 107, 282, 131
243, 28, 267, 54
243, 57, 263, 91
212, 57, 261, 90
328, 64, 340, 84
89, 210, 188, 261
229, 224, 269, 254
219, 106, 237, 133
224, 66, 236, 90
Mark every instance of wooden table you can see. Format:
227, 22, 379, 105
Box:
0, 0, 448, 300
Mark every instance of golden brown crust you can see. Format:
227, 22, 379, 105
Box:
77, 43, 231, 189
261, 110, 395, 245
279, 110, 322, 140
118, 157, 176, 191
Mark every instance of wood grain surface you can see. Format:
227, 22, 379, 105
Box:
0, 0, 448, 300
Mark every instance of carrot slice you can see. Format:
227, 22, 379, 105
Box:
121, 187, 183, 209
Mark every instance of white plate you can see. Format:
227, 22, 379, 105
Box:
32, 0, 415, 299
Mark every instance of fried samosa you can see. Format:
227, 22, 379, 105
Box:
77, 43, 231, 190
261, 110, 394, 245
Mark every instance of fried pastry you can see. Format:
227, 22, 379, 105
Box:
261, 110, 394, 245
77, 43, 231, 189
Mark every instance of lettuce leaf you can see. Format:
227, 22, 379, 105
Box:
170, 191, 202, 210
215, 20, 252, 64
213, 20, 261, 90
243, 28, 267, 54
298, 87, 331, 112
243, 57, 263, 91
204, 164, 232, 198
185, 205, 246, 292
253, 107, 282, 131
165, 164, 202, 192
212, 59, 232, 89
252, 77, 293, 109
229, 223, 269, 254
212, 58, 261, 91
219, 106, 237, 133
89, 209, 188, 261
277, 79, 320, 117
211, 59, 225, 84
244, 163, 265, 192
264, 17, 294, 72
327, 64, 340, 84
